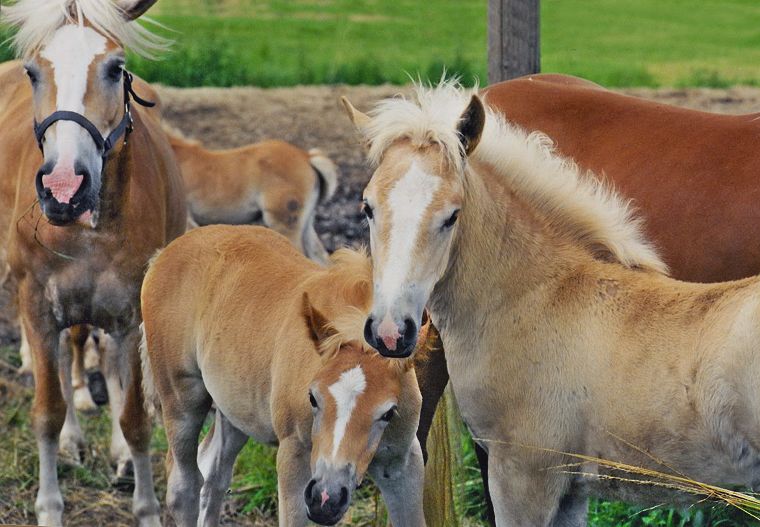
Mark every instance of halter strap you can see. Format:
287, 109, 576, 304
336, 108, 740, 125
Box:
32, 71, 155, 161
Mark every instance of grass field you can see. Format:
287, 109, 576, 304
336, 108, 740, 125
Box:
2, 0, 760, 87
1, 343, 758, 526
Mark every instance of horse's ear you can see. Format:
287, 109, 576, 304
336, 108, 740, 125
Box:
340, 96, 371, 130
116, 0, 159, 20
457, 95, 486, 156
302, 293, 336, 352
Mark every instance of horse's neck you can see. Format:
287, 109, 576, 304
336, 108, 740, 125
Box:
170, 140, 208, 195
430, 162, 589, 343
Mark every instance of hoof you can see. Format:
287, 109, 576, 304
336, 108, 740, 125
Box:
57, 446, 83, 468
74, 385, 99, 414
87, 370, 108, 406
59, 433, 86, 467
112, 459, 135, 492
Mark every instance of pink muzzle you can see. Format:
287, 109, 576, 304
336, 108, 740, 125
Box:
41, 166, 83, 204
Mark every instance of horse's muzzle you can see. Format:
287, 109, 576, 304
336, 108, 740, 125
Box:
364, 316, 417, 358
35, 165, 94, 225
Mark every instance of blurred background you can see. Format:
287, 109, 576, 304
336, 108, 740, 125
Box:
3, 0, 759, 88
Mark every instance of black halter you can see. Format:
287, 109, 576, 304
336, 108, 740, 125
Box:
33, 71, 155, 161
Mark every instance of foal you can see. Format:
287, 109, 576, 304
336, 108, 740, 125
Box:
344, 83, 760, 526
141, 225, 426, 527
164, 125, 338, 264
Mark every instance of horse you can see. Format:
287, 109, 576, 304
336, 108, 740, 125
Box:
483, 73, 760, 284
163, 124, 338, 264
0, 1, 187, 525
140, 225, 427, 526
342, 82, 760, 526
380, 74, 760, 525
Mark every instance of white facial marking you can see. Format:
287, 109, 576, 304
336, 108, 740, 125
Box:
40, 25, 107, 164
328, 366, 367, 459
379, 160, 440, 303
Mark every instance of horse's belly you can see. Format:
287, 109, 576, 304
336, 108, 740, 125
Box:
203, 371, 277, 445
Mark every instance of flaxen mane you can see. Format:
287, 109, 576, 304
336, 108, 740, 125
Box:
363, 80, 667, 274
1, 0, 169, 58
315, 248, 418, 371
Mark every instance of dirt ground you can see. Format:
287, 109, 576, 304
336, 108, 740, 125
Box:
2, 84, 760, 526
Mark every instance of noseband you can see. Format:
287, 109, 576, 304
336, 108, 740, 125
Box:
32, 71, 155, 162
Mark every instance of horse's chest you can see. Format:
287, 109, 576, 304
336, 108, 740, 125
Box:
45, 266, 138, 333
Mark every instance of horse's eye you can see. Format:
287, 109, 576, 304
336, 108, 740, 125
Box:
362, 200, 374, 221
309, 392, 318, 409
443, 209, 460, 229
107, 63, 123, 82
379, 406, 396, 422
25, 69, 38, 85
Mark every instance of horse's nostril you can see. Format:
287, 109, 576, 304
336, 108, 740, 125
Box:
338, 486, 348, 507
402, 317, 416, 337
304, 479, 316, 502
363, 317, 375, 345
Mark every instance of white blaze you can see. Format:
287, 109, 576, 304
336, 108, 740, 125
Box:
328, 366, 366, 459
40, 25, 107, 163
378, 161, 440, 303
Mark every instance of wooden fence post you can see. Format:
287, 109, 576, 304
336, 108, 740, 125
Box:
488, 0, 541, 84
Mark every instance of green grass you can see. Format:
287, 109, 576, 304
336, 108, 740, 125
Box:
3, 0, 760, 87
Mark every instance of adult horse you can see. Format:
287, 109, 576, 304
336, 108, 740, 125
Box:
344, 83, 760, 526
0, 1, 186, 525
387, 74, 760, 523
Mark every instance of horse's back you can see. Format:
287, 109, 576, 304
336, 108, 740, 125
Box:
142, 225, 317, 350
482, 77, 760, 282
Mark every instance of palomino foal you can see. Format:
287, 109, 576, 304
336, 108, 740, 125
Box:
164, 125, 339, 264
345, 83, 760, 526
0, 1, 186, 525
141, 226, 426, 527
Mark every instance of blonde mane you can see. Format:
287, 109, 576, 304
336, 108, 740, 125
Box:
1, 0, 169, 59
363, 80, 667, 274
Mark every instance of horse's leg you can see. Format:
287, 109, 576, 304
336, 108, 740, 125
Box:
116, 329, 161, 527
58, 329, 86, 466
70, 324, 97, 412
262, 188, 329, 265
368, 437, 427, 527
197, 410, 248, 526
99, 331, 131, 480
276, 436, 311, 527
475, 443, 496, 526
413, 328, 449, 461
487, 447, 568, 527
549, 491, 587, 527
161, 368, 212, 526
18, 317, 33, 380
301, 221, 329, 265
20, 287, 66, 526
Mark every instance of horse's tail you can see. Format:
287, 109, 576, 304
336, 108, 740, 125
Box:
138, 321, 160, 419
308, 149, 339, 204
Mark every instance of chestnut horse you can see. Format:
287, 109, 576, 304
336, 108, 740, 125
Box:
344, 83, 760, 526
141, 225, 426, 526
0, 1, 186, 525
163, 124, 338, 264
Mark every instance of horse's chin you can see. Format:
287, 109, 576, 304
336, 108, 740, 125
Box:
75, 208, 98, 229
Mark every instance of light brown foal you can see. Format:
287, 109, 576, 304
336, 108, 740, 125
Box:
165, 126, 338, 264
0, 1, 186, 525
141, 225, 426, 527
